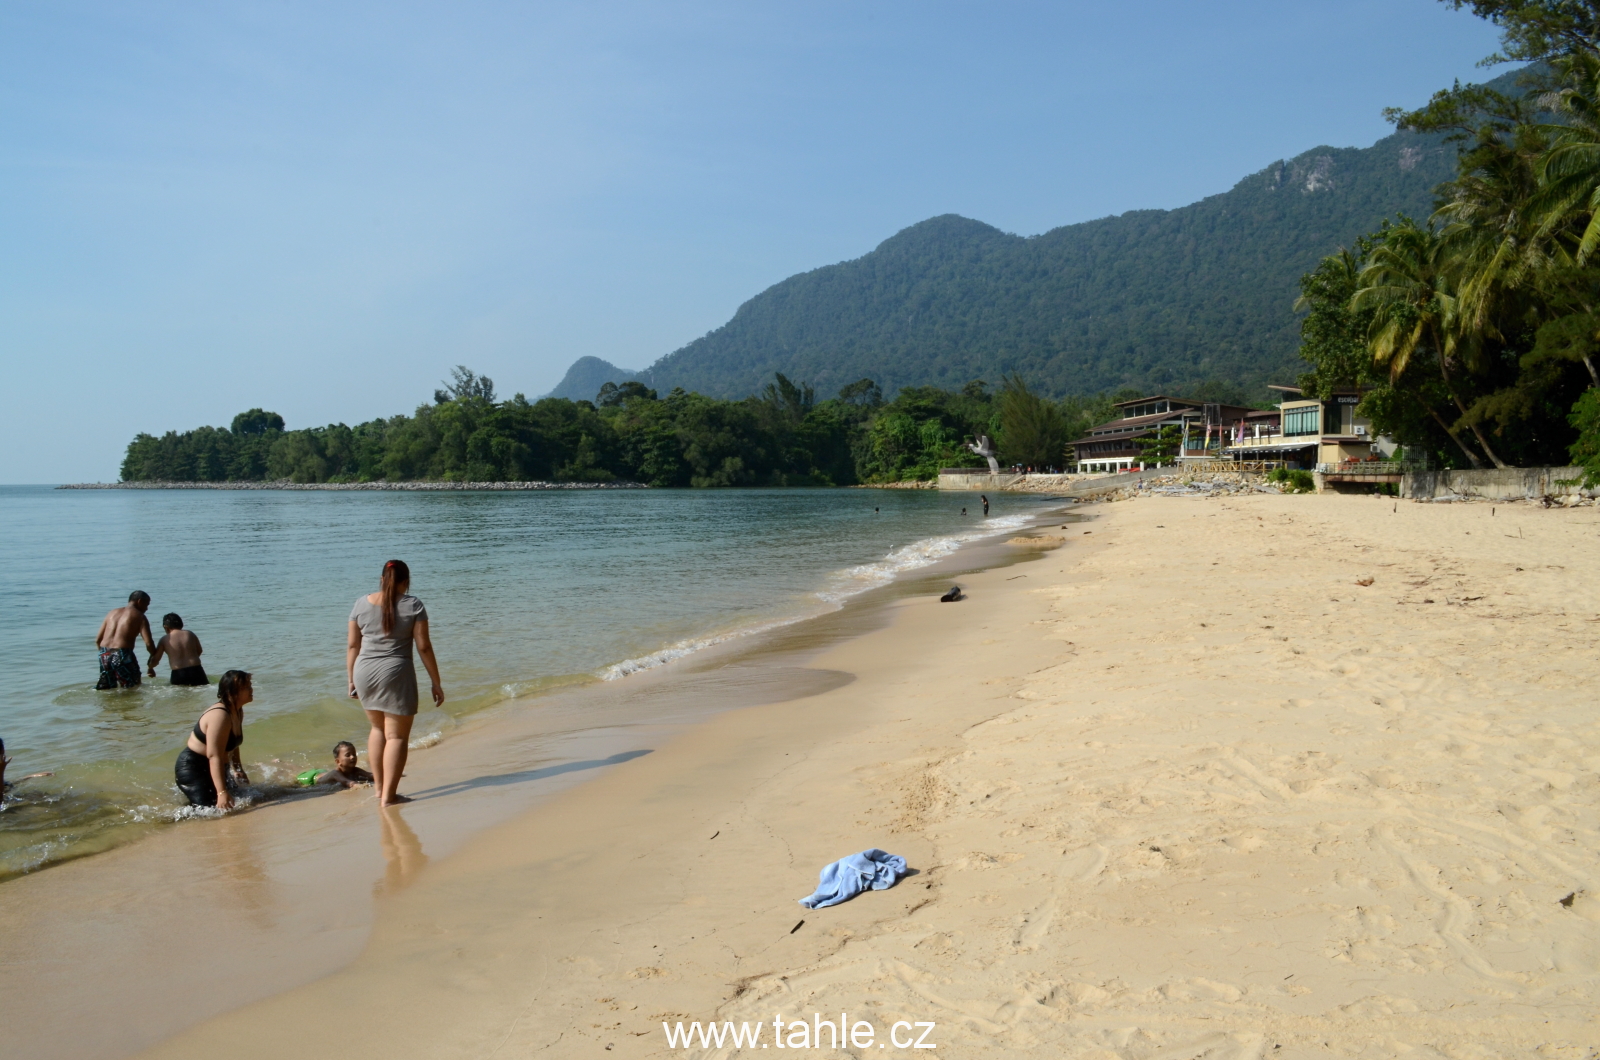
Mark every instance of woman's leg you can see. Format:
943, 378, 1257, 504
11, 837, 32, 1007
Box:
379, 712, 414, 805
174, 748, 217, 807
365, 709, 389, 798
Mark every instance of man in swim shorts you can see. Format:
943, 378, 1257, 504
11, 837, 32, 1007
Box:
95, 590, 156, 690
148, 612, 208, 685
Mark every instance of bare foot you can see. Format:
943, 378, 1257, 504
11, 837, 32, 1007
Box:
380, 794, 413, 807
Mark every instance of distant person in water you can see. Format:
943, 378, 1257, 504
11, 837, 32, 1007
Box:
348, 560, 444, 807
981, 495, 990, 517
148, 613, 207, 686
961, 507, 967, 515
300, 741, 374, 788
95, 591, 155, 689
1, 738, 54, 794
174, 669, 252, 809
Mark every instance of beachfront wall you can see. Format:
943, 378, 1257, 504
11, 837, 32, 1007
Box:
937, 471, 1027, 490
1402, 466, 1595, 501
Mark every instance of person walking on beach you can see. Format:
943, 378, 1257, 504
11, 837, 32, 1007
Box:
173, 670, 253, 809
95, 591, 156, 689
147, 613, 208, 686
347, 560, 444, 807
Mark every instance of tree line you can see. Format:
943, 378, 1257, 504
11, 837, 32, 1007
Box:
1296, 0, 1600, 480
121, 367, 1119, 486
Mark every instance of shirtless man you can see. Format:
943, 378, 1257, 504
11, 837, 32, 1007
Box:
95, 591, 155, 690
148, 612, 207, 686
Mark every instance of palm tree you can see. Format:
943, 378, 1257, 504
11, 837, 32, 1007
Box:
1524, 55, 1600, 386
1536, 54, 1600, 263
1350, 221, 1508, 468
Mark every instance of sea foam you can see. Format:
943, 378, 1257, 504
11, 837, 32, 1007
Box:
601, 512, 1036, 681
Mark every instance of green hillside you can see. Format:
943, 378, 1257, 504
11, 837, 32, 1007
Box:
548, 355, 644, 401
589, 126, 1459, 404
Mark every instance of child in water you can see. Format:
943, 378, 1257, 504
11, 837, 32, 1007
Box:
1, 737, 53, 794
148, 613, 207, 686
297, 741, 374, 789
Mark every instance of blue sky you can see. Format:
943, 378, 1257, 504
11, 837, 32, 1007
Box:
1, 1, 1506, 482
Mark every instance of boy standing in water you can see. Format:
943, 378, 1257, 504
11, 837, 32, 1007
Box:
95, 591, 155, 689
148, 613, 207, 685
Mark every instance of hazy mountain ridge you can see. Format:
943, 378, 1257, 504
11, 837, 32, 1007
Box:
551, 120, 1466, 403
547, 356, 645, 402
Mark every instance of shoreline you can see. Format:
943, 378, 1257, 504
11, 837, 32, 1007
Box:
129, 492, 1600, 1057
55, 480, 648, 490
0, 498, 1047, 882
2, 506, 1066, 1060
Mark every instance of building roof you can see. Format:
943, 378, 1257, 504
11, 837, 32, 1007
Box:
1111, 394, 1205, 409
1070, 409, 1192, 447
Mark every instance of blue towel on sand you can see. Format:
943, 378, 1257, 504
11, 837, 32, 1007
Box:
798, 849, 908, 909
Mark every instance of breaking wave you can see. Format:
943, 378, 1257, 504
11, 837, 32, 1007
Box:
600, 512, 1037, 680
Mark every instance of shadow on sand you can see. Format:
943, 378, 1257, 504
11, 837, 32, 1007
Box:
405, 748, 653, 802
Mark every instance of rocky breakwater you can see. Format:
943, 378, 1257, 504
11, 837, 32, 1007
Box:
58, 480, 648, 491
1071, 471, 1280, 503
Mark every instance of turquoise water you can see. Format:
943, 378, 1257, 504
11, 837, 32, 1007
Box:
0, 485, 1047, 876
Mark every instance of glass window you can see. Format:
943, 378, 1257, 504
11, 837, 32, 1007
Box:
1283, 405, 1320, 436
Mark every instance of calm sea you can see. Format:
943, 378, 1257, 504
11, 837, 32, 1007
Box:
0, 485, 1046, 877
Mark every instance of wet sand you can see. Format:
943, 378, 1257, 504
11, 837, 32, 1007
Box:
20, 493, 1600, 1058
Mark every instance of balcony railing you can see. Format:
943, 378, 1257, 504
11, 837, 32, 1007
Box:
1223, 430, 1316, 449
1315, 460, 1412, 475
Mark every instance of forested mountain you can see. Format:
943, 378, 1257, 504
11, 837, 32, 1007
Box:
558, 114, 1477, 405
548, 355, 643, 401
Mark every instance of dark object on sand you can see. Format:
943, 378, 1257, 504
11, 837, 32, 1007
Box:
939, 587, 963, 602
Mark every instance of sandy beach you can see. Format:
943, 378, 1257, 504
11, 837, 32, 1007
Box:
20, 491, 1600, 1058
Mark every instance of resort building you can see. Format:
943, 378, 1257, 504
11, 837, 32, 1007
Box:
1069, 395, 1257, 472
1221, 385, 1387, 469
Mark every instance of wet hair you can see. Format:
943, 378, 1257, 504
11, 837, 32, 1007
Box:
333, 740, 357, 758
128, 590, 150, 607
162, 613, 183, 630
217, 670, 252, 711
378, 559, 411, 636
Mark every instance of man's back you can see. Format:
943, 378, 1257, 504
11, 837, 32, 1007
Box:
95, 592, 154, 690
156, 629, 202, 669
97, 605, 148, 650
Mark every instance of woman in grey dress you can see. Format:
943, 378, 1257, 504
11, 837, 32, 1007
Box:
346, 559, 444, 806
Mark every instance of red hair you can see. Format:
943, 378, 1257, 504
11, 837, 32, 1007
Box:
379, 559, 411, 635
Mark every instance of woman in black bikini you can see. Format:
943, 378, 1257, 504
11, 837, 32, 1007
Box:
173, 669, 252, 809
